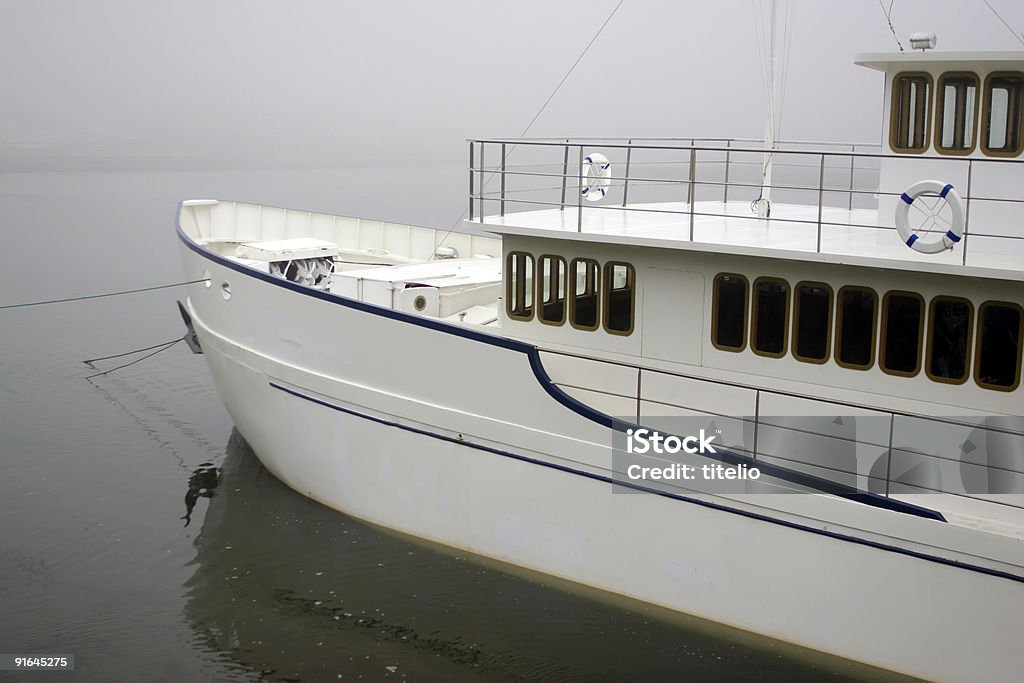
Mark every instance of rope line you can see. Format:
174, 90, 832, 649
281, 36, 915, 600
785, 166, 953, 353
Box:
84, 339, 182, 380
982, 0, 1024, 47
0, 278, 209, 310
83, 338, 185, 366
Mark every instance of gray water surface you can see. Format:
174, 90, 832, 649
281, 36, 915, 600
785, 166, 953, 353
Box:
0, 169, 912, 682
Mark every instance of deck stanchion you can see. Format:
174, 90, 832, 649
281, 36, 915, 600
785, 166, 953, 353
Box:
962, 160, 973, 266
479, 143, 485, 219
500, 142, 506, 217
884, 414, 895, 497
560, 140, 569, 211
468, 142, 475, 221
816, 153, 825, 253
752, 390, 761, 460
723, 140, 732, 204
622, 140, 632, 208
688, 147, 696, 241
848, 144, 856, 211
578, 145, 584, 233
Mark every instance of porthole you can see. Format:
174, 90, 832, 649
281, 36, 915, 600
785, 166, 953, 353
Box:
413, 295, 427, 312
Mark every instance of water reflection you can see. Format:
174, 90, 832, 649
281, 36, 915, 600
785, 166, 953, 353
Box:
184, 430, 906, 682
183, 462, 222, 527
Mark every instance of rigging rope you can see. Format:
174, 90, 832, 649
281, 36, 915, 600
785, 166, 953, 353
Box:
982, 0, 1024, 47
877, 0, 905, 52
0, 278, 209, 310
431, 0, 626, 259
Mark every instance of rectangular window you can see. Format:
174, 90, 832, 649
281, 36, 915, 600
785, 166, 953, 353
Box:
793, 282, 832, 363
569, 258, 599, 330
835, 286, 877, 369
881, 292, 924, 376
927, 296, 973, 384
936, 73, 978, 153
752, 278, 789, 357
537, 255, 567, 325
505, 251, 534, 321
712, 273, 748, 351
982, 73, 1024, 156
603, 262, 635, 335
975, 302, 1022, 391
891, 73, 932, 152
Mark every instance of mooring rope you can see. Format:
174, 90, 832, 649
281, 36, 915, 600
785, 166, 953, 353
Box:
0, 278, 209, 310
84, 338, 183, 381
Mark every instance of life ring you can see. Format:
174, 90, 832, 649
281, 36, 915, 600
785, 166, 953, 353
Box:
894, 180, 965, 254
581, 153, 611, 202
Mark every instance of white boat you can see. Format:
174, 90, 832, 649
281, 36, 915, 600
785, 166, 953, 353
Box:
176, 44, 1024, 681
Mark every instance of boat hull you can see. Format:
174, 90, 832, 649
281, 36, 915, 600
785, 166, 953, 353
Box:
180, 234, 1024, 683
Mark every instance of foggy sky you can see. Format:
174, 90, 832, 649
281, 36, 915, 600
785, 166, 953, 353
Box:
2, 0, 1022, 170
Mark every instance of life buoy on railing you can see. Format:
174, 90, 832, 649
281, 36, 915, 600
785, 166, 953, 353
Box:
581, 153, 611, 202
894, 179, 965, 254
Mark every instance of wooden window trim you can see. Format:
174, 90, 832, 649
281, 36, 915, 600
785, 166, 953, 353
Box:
834, 285, 878, 371
934, 71, 980, 156
981, 71, 1024, 158
751, 276, 790, 359
711, 272, 749, 353
505, 251, 534, 322
601, 261, 636, 336
889, 71, 933, 154
925, 295, 974, 385
791, 280, 834, 365
880, 290, 925, 377
537, 254, 567, 326
974, 300, 1023, 392
568, 257, 600, 331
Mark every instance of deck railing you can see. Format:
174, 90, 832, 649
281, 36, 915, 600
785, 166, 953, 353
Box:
467, 137, 1024, 267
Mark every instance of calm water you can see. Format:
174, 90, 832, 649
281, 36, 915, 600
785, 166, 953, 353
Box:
0, 168, 911, 682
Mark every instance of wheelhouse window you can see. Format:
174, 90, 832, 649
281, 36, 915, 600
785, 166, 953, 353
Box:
936, 72, 978, 154
891, 73, 932, 152
505, 251, 534, 321
881, 292, 924, 376
712, 273, 748, 352
752, 277, 789, 357
792, 282, 832, 363
569, 258, 600, 330
926, 296, 973, 384
537, 255, 567, 325
975, 302, 1022, 391
602, 262, 635, 335
836, 286, 877, 369
982, 72, 1024, 156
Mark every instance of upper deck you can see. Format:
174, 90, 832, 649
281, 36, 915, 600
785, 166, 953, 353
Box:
465, 137, 1024, 280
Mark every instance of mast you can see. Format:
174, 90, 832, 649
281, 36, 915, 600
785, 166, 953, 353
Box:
755, 0, 781, 217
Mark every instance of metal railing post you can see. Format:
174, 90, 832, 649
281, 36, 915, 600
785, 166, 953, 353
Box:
468, 141, 474, 221
577, 145, 584, 233
622, 139, 632, 207
500, 142, 506, 217
847, 145, 856, 211
560, 140, 569, 211
816, 153, 825, 253
723, 140, 732, 204
884, 413, 895, 497
688, 147, 696, 241
751, 390, 761, 460
962, 159, 973, 266
479, 142, 485, 219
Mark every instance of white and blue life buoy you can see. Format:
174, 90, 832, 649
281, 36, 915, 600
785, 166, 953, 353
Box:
894, 179, 965, 254
581, 153, 612, 202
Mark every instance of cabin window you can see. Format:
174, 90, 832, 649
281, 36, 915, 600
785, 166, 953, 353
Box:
537, 255, 567, 325
975, 302, 1022, 391
891, 73, 932, 152
835, 286, 877, 369
602, 262, 635, 335
569, 258, 600, 330
752, 278, 789, 357
982, 72, 1024, 156
926, 296, 973, 384
712, 273, 748, 351
505, 251, 534, 321
792, 282, 832, 363
936, 72, 978, 154
881, 292, 924, 376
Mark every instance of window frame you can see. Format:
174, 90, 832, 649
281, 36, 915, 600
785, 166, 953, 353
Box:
536, 254, 567, 326
750, 276, 790, 359
834, 285, 878, 371
505, 251, 535, 322
925, 295, 974, 385
711, 272, 749, 353
889, 71, 934, 154
880, 290, 925, 378
568, 257, 601, 332
934, 71, 980, 156
791, 280, 834, 365
601, 261, 636, 337
974, 300, 1023, 392
980, 71, 1024, 158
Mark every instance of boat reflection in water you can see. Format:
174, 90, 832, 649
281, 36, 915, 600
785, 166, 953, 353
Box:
183, 430, 907, 682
